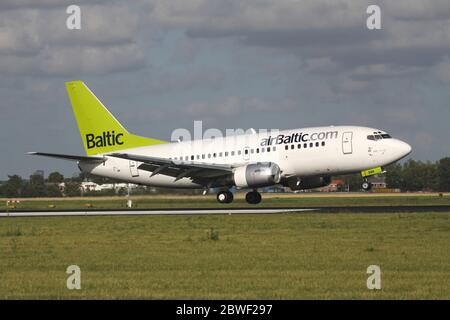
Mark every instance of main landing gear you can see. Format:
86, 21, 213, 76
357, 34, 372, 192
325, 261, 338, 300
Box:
215, 189, 262, 204
216, 190, 234, 204
245, 190, 262, 205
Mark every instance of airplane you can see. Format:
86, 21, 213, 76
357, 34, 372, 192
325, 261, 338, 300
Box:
28, 81, 412, 204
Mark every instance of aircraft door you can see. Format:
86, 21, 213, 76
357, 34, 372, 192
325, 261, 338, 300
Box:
129, 160, 139, 177
342, 131, 353, 154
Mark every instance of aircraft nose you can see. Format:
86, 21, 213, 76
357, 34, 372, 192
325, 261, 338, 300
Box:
396, 140, 412, 158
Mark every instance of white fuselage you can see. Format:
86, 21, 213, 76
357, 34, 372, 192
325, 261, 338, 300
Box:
79, 125, 412, 189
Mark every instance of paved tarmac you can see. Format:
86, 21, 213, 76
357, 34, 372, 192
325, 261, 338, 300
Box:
1, 205, 449, 217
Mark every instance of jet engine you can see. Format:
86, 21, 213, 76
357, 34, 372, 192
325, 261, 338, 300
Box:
283, 176, 331, 191
233, 162, 281, 188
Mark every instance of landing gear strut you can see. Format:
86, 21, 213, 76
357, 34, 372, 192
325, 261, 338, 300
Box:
216, 190, 234, 204
245, 190, 262, 204
362, 180, 372, 191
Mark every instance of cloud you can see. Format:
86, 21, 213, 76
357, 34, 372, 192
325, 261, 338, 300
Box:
0, 0, 114, 10
388, 0, 450, 21
433, 59, 450, 84
183, 95, 296, 118
39, 43, 146, 76
0, 3, 145, 75
148, 0, 450, 88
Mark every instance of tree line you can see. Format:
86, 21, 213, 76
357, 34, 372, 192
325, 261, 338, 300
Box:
0, 171, 202, 198
339, 157, 450, 192
384, 157, 450, 192
0, 157, 449, 197
0, 172, 80, 198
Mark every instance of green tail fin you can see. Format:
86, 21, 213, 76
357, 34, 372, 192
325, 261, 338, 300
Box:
66, 81, 167, 156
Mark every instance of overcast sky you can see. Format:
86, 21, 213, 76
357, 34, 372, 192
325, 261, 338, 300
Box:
1, 0, 449, 179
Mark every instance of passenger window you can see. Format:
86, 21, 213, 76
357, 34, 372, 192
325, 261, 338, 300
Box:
238, 150, 241, 155
231, 151, 235, 156
219, 152, 223, 157
321, 141, 325, 146
225, 152, 228, 157
244, 149, 248, 155
251, 149, 254, 154
273, 146, 276, 151
202, 154, 205, 159
285, 145, 289, 150
309, 143, 313, 148
213, 153, 216, 158
191, 155, 194, 160
208, 154, 211, 158
315, 142, 319, 147
261, 148, 265, 153
304, 143, 307, 148
267, 147, 270, 152
298, 144, 301, 149
256, 148, 259, 153
291, 145, 295, 150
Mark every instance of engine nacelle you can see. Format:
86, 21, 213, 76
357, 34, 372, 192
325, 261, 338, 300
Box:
283, 176, 331, 191
233, 162, 281, 188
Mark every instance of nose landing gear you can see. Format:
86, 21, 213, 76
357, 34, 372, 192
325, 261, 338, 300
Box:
362, 180, 372, 191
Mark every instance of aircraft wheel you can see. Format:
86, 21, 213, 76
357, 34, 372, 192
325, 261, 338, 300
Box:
245, 191, 262, 204
362, 181, 372, 191
217, 190, 233, 204
225, 191, 234, 203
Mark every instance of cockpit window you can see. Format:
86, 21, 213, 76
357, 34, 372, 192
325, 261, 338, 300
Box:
367, 133, 392, 140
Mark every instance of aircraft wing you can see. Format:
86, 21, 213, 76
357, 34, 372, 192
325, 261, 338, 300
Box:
108, 153, 234, 181
27, 152, 105, 163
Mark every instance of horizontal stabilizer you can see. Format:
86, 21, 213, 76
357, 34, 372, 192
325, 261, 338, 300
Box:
27, 152, 105, 162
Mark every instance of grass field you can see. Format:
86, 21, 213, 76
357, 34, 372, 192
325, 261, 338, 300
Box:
0, 210, 449, 299
1, 192, 450, 211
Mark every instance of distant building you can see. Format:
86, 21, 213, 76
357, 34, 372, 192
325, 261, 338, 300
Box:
81, 181, 102, 192
370, 175, 387, 189
261, 186, 285, 193
57, 181, 141, 193
319, 179, 346, 192
33, 170, 44, 177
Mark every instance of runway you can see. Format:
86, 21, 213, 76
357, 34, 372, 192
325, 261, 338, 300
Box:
1, 205, 449, 217
0, 208, 316, 217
